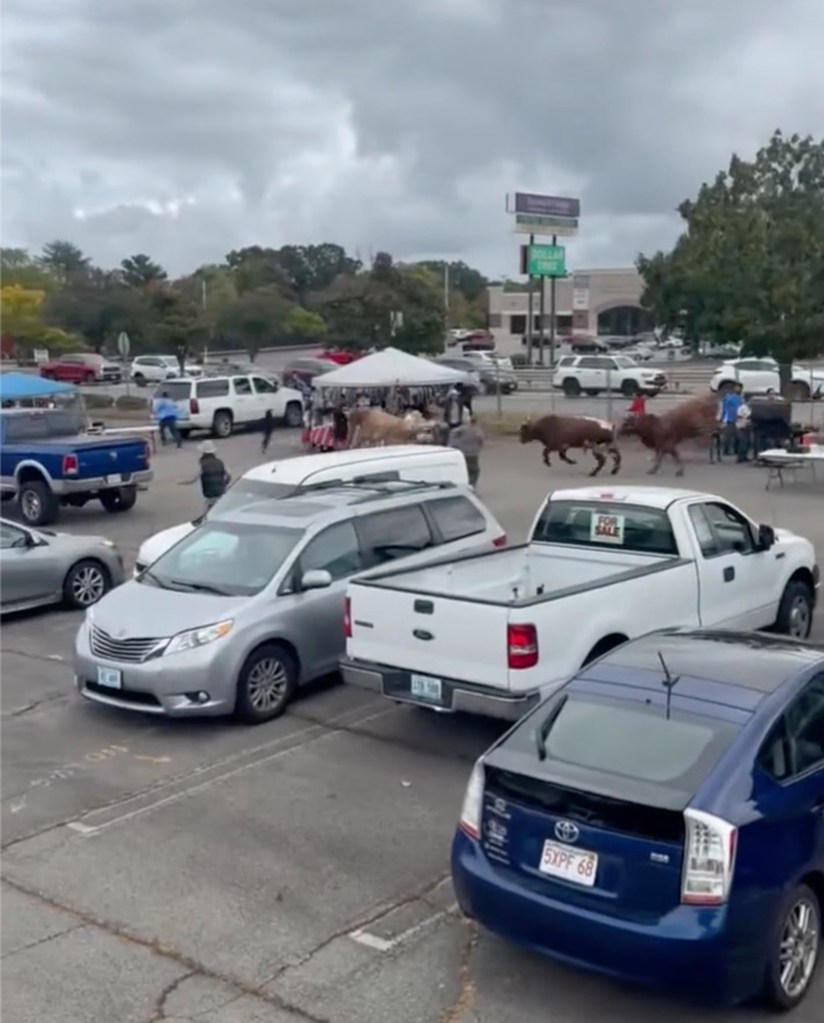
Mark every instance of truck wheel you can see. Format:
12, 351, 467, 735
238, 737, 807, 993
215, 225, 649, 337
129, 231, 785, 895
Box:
63, 558, 111, 609
133, 374, 147, 387
621, 379, 639, 397
774, 579, 813, 639
18, 480, 59, 526
284, 401, 303, 428
235, 643, 297, 724
760, 883, 820, 1011
212, 410, 233, 438
99, 486, 137, 513
792, 381, 811, 401
562, 378, 581, 397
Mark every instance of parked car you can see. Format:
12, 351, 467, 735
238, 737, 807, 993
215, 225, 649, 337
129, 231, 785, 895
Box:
130, 355, 202, 385
281, 357, 336, 388
74, 479, 506, 722
452, 628, 824, 1009
0, 407, 153, 526
156, 374, 304, 438
437, 356, 516, 395
1, 517, 124, 612
39, 353, 122, 385
133, 445, 471, 574
552, 354, 667, 397
318, 349, 362, 365
341, 485, 818, 719
709, 358, 824, 400
434, 359, 483, 396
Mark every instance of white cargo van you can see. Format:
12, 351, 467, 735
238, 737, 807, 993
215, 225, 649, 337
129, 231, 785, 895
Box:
134, 445, 469, 574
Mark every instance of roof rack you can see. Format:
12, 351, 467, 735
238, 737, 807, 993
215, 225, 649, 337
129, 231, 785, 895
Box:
290, 477, 456, 498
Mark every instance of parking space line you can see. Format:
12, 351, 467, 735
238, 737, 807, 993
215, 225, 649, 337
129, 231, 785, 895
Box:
64, 704, 395, 839
348, 903, 458, 953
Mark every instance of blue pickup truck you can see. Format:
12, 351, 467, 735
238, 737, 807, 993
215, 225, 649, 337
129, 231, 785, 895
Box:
0, 408, 153, 526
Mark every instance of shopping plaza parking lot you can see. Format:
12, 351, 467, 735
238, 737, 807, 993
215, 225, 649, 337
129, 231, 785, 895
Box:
2, 419, 823, 1023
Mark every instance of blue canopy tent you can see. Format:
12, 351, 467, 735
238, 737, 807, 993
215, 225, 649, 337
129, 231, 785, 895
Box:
0, 373, 76, 402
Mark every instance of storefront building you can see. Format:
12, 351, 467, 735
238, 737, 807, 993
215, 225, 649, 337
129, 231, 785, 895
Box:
487, 267, 654, 341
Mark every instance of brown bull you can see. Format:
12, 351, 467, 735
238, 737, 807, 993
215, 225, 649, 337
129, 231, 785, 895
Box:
519, 414, 621, 476
620, 394, 718, 476
347, 408, 426, 447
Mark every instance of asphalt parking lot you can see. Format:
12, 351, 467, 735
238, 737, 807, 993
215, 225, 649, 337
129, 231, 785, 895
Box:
2, 422, 823, 1023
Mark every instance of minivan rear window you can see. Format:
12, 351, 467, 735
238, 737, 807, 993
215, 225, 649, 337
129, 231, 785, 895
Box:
541, 697, 737, 788
531, 500, 678, 555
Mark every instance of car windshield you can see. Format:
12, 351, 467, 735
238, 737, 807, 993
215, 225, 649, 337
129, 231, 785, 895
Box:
143, 522, 302, 596
160, 356, 179, 367
531, 694, 741, 797
614, 356, 636, 368
207, 478, 298, 516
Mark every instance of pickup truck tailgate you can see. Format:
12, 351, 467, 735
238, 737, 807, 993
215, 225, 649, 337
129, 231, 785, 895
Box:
347, 580, 512, 688
71, 438, 150, 478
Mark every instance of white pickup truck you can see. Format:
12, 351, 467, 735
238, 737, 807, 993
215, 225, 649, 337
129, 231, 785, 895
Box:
341, 485, 819, 720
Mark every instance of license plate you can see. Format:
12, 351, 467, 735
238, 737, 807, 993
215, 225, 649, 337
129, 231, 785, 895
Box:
104, 474, 123, 485
410, 674, 442, 702
97, 666, 122, 689
538, 839, 598, 887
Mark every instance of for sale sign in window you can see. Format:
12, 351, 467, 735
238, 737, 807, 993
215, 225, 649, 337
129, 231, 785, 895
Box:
590, 513, 625, 545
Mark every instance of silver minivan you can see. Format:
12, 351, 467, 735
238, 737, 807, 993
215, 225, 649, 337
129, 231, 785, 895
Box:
74, 481, 506, 723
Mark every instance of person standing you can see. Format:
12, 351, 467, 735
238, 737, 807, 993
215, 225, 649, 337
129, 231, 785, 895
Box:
260, 409, 274, 454
444, 385, 464, 430
735, 396, 752, 462
719, 382, 744, 456
151, 391, 182, 448
627, 393, 646, 417
448, 415, 484, 488
179, 440, 231, 510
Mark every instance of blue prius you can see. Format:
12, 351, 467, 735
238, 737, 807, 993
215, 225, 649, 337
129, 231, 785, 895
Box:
451, 629, 824, 1010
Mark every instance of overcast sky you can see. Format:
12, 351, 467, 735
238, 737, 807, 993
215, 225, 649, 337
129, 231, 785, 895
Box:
2, 0, 823, 278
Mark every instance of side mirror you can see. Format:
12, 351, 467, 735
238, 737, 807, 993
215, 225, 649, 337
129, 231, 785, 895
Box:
758, 524, 776, 550
300, 569, 333, 591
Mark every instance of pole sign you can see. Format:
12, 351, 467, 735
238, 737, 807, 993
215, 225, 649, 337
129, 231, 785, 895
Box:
506, 193, 580, 237
117, 331, 130, 359
526, 244, 566, 277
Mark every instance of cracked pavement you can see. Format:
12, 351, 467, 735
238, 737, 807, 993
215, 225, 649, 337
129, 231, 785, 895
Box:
3, 429, 823, 1022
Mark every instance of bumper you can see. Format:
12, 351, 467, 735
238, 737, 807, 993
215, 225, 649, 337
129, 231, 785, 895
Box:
74, 621, 235, 717
52, 470, 153, 495
451, 832, 769, 1005
340, 657, 539, 721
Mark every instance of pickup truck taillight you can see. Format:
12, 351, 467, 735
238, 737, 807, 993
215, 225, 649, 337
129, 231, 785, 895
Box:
507, 623, 538, 669
680, 809, 737, 905
492, 534, 507, 548
344, 596, 352, 639
143, 440, 151, 464
62, 453, 79, 475
189, 398, 199, 414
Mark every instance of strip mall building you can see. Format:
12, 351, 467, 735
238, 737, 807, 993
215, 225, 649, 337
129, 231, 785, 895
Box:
487, 267, 653, 344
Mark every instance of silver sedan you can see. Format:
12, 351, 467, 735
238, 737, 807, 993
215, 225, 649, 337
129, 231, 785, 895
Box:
0, 517, 125, 613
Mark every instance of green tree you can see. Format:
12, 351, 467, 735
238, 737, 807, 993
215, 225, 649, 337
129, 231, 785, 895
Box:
276, 243, 361, 304
0, 248, 55, 290
224, 246, 292, 296
150, 288, 209, 356
42, 269, 150, 351
282, 306, 327, 340
120, 253, 168, 287
217, 286, 294, 360
37, 240, 91, 283
637, 130, 824, 363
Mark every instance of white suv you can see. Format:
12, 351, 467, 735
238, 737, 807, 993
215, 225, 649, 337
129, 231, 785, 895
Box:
709, 358, 824, 400
157, 374, 304, 438
131, 355, 202, 385
552, 354, 667, 397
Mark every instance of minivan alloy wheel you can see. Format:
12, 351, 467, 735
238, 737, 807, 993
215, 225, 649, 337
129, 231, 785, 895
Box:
246, 657, 288, 711
778, 894, 819, 1000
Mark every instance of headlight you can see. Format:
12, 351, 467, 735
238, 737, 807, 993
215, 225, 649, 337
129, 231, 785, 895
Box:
165, 620, 233, 656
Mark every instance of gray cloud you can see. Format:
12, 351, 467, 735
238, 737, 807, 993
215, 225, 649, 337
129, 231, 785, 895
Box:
2, 0, 822, 277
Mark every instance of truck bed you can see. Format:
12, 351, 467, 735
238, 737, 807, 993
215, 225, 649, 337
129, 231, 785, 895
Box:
359, 543, 670, 606
346, 544, 697, 692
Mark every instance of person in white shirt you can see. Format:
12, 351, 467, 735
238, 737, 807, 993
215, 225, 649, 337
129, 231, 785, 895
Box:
735, 399, 752, 462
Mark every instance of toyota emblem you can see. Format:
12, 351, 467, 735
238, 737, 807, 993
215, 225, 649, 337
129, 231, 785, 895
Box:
554, 820, 579, 844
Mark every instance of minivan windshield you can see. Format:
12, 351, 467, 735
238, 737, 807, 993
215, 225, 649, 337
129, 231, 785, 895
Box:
142, 522, 302, 596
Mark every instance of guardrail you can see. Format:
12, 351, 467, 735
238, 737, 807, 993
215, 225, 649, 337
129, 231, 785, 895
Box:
510, 366, 712, 392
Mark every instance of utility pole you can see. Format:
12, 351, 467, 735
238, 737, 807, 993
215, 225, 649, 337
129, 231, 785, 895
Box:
525, 233, 535, 365
548, 233, 558, 367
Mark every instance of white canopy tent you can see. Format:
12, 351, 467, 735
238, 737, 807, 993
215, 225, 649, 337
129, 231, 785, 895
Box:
312, 347, 472, 390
